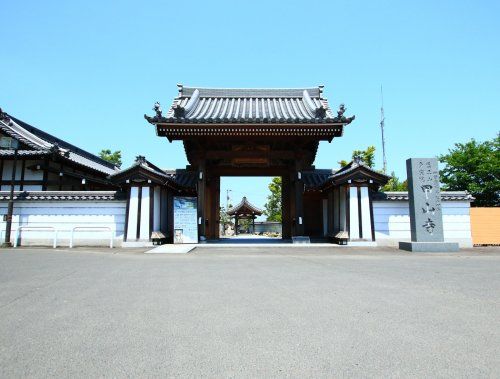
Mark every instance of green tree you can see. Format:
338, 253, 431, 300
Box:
219, 205, 233, 235
382, 171, 408, 191
264, 177, 282, 222
352, 145, 376, 168
439, 134, 500, 206
338, 159, 349, 168
99, 149, 122, 167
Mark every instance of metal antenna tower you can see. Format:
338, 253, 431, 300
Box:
380, 85, 387, 174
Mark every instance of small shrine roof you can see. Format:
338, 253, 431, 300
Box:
227, 196, 263, 216
316, 159, 391, 190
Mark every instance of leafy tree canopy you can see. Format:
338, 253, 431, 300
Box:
219, 205, 233, 226
264, 177, 282, 222
338, 159, 349, 168
439, 134, 499, 206
352, 145, 376, 168
99, 149, 122, 168
382, 171, 408, 191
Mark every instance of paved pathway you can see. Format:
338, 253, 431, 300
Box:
0, 247, 499, 377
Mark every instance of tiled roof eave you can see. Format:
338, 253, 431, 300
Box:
373, 191, 475, 202
154, 119, 344, 125
1, 117, 119, 175
0, 190, 124, 201
227, 197, 264, 216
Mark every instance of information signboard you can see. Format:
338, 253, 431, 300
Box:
173, 197, 198, 243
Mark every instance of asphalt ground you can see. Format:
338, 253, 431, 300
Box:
0, 246, 499, 378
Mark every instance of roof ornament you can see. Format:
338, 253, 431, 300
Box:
153, 102, 162, 118
144, 102, 165, 124
0, 108, 12, 126
135, 155, 147, 165
48, 143, 69, 158
333, 104, 356, 124
353, 155, 362, 165
173, 103, 185, 118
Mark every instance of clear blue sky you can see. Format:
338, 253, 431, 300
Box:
1, 1, 499, 215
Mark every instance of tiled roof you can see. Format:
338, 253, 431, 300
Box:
316, 160, 391, 189
164, 169, 197, 188
110, 157, 171, 179
227, 197, 263, 216
0, 150, 48, 157
303, 169, 336, 189
111, 157, 197, 192
148, 85, 355, 125
0, 113, 119, 175
373, 191, 474, 202
0, 190, 124, 201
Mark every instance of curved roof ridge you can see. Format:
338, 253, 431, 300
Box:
227, 196, 263, 216
180, 86, 322, 98
7, 115, 118, 172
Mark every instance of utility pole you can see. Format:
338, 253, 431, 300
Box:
3, 139, 19, 247
380, 85, 387, 174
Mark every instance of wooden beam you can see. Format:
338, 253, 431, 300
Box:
205, 150, 295, 160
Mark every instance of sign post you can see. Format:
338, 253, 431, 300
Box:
399, 158, 459, 252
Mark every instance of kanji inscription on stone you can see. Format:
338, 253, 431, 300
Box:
406, 158, 444, 242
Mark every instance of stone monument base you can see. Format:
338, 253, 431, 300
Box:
399, 241, 459, 252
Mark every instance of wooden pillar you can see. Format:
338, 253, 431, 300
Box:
327, 189, 334, 237
252, 216, 255, 234
20, 160, 26, 191
166, 189, 174, 242
294, 167, 304, 236
281, 174, 291, 239
214, 176, 220, 239
206, 174, 220, 240
197, 162, 206, 239
235, 215, 239, 235
42, 158, 48, 190
58, 162, 63, 191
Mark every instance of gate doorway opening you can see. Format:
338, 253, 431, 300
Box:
219, 176, 283, 243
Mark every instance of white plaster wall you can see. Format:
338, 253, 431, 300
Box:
0, 200, 127, 247
139, 187, 150, 240
349, 187, 359, 239
126, 187, 139, 241
1, 160, 23, 191
373, 200, 473, 247
360, 187, 372, 240
21, 161, 44, 191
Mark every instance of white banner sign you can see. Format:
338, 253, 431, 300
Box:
173, 197, 198, 243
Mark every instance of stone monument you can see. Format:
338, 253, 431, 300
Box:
399, 158, 459, 252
